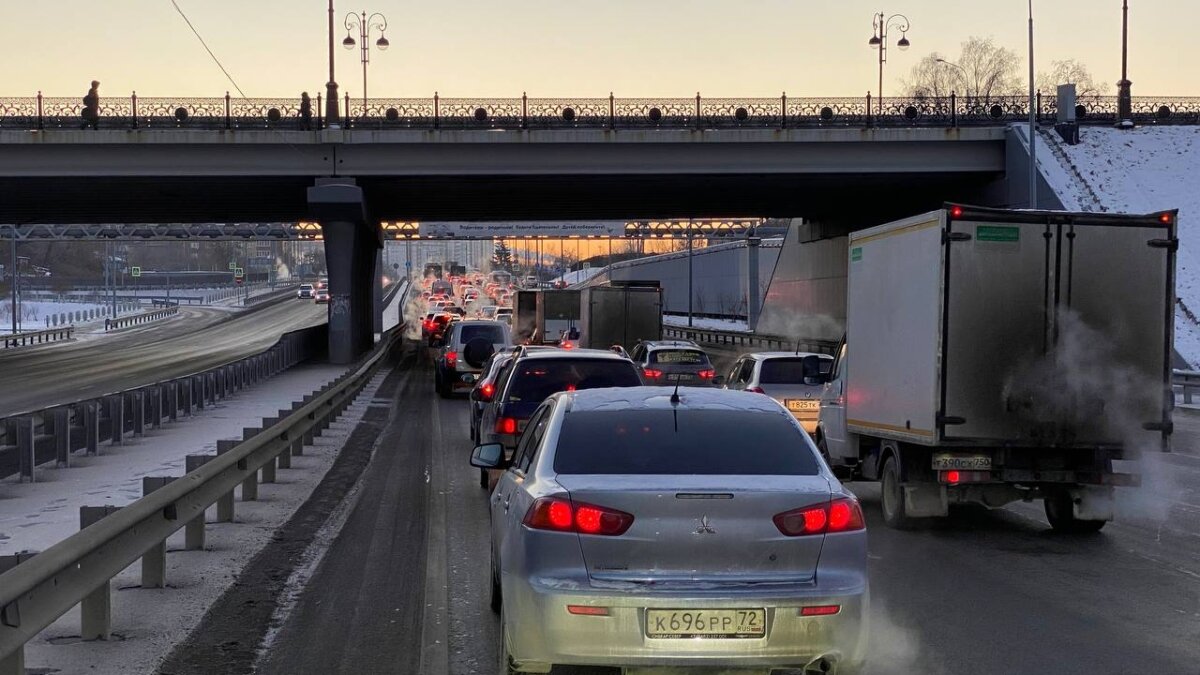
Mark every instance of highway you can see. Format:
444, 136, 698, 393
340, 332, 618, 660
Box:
0, 299, 326, 416
159, 345, 1200, 675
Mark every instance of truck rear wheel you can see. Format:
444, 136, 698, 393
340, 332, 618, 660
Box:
1044, 490, 1107, 534
880, 455, 916, 530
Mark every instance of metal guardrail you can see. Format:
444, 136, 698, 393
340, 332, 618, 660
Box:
0, 324, 402, 672
243, 285, 300, 308
104, 305, 178, 331
1173, 369, 1200, 404
3, 93, 1199, 131
1, 327, 74, 350
663, 324, 838, 356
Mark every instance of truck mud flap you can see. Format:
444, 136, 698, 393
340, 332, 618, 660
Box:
904, 483, 948, 518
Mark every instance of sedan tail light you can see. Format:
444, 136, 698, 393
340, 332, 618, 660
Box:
698, 368, 716, 380
523, 497, 634, 536
495, 416, 518, 435
642, 368, 663, 379
774, 497, 864, 536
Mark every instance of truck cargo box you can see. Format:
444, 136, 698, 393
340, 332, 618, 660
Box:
845, 205, 1175, 452
579, 286, 663, 351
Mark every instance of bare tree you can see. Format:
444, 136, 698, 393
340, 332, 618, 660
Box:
905, 37, 1023, 102
1037, 59, 1099, 98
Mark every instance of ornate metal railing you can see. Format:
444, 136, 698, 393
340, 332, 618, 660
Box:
2, 92, 1198, 131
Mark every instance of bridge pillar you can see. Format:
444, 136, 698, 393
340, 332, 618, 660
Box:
308, 179, 378, 364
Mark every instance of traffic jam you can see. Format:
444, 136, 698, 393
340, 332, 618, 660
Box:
415, 270, 868, 675
405, 208, 1184, 674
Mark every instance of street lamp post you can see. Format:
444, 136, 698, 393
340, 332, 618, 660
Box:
343, 11, 389, 119
1028, 0, 1038, 209
325, 0, 340, 127
935, 57, 969, 109
1116, 0, 1134, 128
868, 12, 912, 118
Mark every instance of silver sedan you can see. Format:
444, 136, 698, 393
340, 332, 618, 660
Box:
472, 386, 868, 674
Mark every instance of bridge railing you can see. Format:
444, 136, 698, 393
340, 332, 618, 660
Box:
4, 93, 1198, 131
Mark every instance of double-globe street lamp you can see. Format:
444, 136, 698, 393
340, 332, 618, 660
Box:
343, 11, 390, 118
868, 12, 912, 118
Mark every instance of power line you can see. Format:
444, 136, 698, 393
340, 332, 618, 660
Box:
169, 0, 251, 101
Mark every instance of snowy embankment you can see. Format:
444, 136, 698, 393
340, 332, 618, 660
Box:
663, 314, 750, 332
554, 267, 604, 286
1039, 126, 1200, 365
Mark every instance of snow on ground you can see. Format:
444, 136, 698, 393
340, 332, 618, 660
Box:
1040, 125, 1200, 364
554, 267, 604, 286
0, 363, 349, 556
0, 300, 109, 333
663, 314, 749, 332
18, 369, 389, 675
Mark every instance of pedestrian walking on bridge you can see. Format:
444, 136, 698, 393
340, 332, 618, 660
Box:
81, 80, 100, 130
299, 92, 313, 130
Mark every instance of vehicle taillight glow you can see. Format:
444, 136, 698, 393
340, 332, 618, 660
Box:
745, 386, 765, 394
800, 605, 841, 617
445, 351, 458, 368
698, 369, 716, 379
949, 205, 964, 219
945, 470, 961, 484
496, 417, 518, 435
1160, 212, 1173, 224
643, 368, 663, 379
567, 605, 610, 616
523, 497, 634, 536
774, 497, 864, 536
480, 382, 495, 401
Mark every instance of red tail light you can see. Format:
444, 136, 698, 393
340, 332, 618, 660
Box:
774, 497, 864, 536
745, 386, 765, 394
643, 368, 663, 379
800, 605, 841, 617
698, 369, 716, 379
480, 382, 495, 401
523, 497, 634, 536
495, 417, 518, 435
445, 351, 458, 368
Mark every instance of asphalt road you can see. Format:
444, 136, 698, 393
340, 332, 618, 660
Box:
0, 299, 326, 415
237, 351, 1200, 675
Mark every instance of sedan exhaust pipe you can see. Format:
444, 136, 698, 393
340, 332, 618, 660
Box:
804, 655, 834, 674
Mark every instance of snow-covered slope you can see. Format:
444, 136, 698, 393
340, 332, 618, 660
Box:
1041, 126, 1200, 364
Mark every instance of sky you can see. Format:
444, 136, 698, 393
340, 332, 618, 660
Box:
3, 0, 1197, 99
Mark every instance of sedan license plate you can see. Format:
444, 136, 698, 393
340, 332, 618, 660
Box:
932, 453, 992, 470
665, 373, 696, 382
786, 399, 819, 412
645, 609, 766, 639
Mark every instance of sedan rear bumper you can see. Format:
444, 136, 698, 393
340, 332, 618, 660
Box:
503, 575, 868, 672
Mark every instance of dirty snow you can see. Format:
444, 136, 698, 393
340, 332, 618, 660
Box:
1039, 125, 1200, 364
663, 314, 750, 332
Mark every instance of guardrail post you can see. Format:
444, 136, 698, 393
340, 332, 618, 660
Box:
14, 417, 35, 482
140, 476, 176, 588
184, 454, 214, 549
52, 407, 71, 467
79, 401, 99, 455
105, 395, 123, 446
0, 552, 37, 675
276, 426, 293, 469
240, 429, 260, 500
149, 386, 163, 429
131, 391, 145, 436
216, 440, 238, 521
168, 381, 179, 422
80, 505, 121, 640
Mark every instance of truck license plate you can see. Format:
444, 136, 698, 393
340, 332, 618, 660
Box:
645, 609, 766, 639
786, 399, 819, 412
932, 454, 992, 470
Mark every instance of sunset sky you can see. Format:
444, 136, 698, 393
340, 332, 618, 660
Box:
4, 1, 1196, 99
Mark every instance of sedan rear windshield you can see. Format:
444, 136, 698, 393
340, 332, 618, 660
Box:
554, 410, 819, 475
759, 358, 833, 384
505, 360, 640, 403
650, 349, 709, 365
460, 324, 506, 344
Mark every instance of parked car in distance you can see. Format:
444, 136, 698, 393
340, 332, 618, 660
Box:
297, 283, 315, 299
434, 320, 513, 398
629, 340, 717, 386
723, 352, 834, 434
473, 386, 867, 675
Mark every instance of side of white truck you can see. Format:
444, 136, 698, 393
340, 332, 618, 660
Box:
814, 204, 1178, 532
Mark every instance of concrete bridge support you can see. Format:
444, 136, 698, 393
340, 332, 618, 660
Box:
309, 179, 381, 364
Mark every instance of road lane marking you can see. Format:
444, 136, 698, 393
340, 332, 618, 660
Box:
419, 390, 451, 675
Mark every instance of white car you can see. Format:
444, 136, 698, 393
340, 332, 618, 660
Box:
297, 284, 315, 299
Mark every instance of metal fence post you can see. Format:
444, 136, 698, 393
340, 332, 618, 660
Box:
216, 440, 238, 522
53, 407, 71, 467
131, 91, 139, 129
131, 391, 145, 436
79, 506, 121, 640
141, 476, 176, 588
224, 91, 232, 129
184, 455, 214, 549
521, 91, 528, 129
609, 92, 615, 130
149, 386, 162, 429
36, 90, 44, 130
181, 379, 192, 417
83, 401, 100, 454
781, 92, 787, 129
695, 92, 702, 131
434, 91, 440, 129
866, 92, 873, 128
168, 381, 179, 422
107, 395, 123, 446
316, 92, 324, 130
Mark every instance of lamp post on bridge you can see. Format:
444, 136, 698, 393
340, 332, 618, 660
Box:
343, 10, 390, 119
325, 0, 340, 128
1116, 0, 1134, 128
868, 12, 912, 119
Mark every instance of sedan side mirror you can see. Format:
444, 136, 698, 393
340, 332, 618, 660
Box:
470, 443, 507, 469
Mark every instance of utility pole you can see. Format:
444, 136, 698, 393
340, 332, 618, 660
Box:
1027, 0, 1038, 209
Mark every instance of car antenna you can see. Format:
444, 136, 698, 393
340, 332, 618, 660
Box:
670, 383, 681, 405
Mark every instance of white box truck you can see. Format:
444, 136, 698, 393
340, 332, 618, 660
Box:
814, 204, 1177, 532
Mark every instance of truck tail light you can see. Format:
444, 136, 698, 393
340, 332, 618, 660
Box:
939, 470, 992, 485
774, 497, 864, 536
495, 417, 518, 435
523, 497, 634, 536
